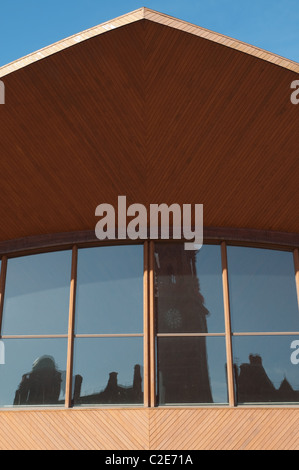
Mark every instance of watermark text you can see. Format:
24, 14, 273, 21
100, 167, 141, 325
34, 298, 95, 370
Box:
290, 80, 299, 105
0, 80, 4, 104
95, 196, 203, 250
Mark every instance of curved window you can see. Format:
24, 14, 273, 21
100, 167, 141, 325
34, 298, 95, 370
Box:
154, 243, 227, 405
2, 251, 71, 335
227, 246, 299, 404
73, 337, 143, 406
75, 245, 143, 335
227, 247, 299, 333
0, 250, 71, 407
0, 338, 67, 407
73, 245, 144, 406
0, 238, 298, 408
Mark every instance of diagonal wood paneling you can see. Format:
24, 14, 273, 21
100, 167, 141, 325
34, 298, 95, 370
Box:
144, 21, 299, 233
0, 409, 150, 450
1, 408, 299, 449
0, 20, 298, 244
148, 408, 299, 450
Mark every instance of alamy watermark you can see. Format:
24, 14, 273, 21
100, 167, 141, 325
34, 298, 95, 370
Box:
95, 196, 203, 250
0, 341, 5, 365
290, 340, 299, 365
0, 80, 4, 104
290, 80, 299, 105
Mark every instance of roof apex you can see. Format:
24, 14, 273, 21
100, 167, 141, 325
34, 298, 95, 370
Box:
1, 6, 299, 78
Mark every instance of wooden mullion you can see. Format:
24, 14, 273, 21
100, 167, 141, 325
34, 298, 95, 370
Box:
65, 245, 78, 408
221, 242, 235, 407
149, 241, 156, 407
143, 241, 150, 407
294, 248, 299, 312
0, 256, 8, 337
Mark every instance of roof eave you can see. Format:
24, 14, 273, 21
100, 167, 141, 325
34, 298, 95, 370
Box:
1, 7, 298, 78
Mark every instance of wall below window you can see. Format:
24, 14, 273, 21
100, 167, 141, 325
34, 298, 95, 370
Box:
0, 407, 299, 450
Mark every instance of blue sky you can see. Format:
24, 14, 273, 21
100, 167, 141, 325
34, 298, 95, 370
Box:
0, 0, 299, 67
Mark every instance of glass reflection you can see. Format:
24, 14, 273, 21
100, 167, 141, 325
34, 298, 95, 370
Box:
0, 339, 67, 407
155, 244, 225, 334
157, 337, 228, 404
227, 247, 299, 332
14, 355, 62, 406
2, 251, 71, 335
233, 336, 299, 403
75, 245, 143, 334
72, 337, 143, 405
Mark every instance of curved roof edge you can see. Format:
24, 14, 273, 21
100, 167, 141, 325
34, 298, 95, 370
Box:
1, 7, 299, 78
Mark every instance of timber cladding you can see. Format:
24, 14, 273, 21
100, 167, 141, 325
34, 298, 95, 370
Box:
0, 19, 298, 242
0, 407, 299, 450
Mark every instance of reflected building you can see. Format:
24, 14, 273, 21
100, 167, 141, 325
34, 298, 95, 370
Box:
155, 244, 213, 404
74, 364, 143, 405
14, 355, 62, 406
235, 354, 299, 403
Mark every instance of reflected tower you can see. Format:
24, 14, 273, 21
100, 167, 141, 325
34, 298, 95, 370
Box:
155, 244, 213, 404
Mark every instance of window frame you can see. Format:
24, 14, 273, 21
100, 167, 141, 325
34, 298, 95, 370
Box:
0, 230, 297, 409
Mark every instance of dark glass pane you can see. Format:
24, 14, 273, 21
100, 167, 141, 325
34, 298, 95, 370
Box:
227, 247, 299, 332
72, 337, 143, 405
233, 336, 299, 404
2, 251, 71, 335
75, 245, 143, 334
155, 244, 224, 333
157, 336, 228, 405
0, 338, 67, 407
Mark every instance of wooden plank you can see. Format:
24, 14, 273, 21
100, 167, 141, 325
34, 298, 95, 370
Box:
221, 242, 235, 407
65, 245, 78, 408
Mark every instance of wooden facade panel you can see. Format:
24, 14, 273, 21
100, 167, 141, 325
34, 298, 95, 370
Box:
149, 408, 299, 450
0, 409, 150, 450
0, 20, 298, 243
1, 408, 299, 449
144, 22, 299, 233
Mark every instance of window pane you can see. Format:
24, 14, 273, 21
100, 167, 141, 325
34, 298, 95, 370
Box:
227, 247, 299, 332
157, 336, 228, 405
72, 337, 143, 405
155, 244, 225, 333
2, 251, 71, 335
75, 245, 143, 334
0, 338, 67, 407
233, 336, 299, 404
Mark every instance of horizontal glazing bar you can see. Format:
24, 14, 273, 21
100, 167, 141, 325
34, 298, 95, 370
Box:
74, 333, 144, 338
232, 332, 299, 336
1, 334, 68, 339
156, 333, 225, 337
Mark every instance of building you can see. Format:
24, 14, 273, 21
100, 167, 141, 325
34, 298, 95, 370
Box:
0, 7, 299, 450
